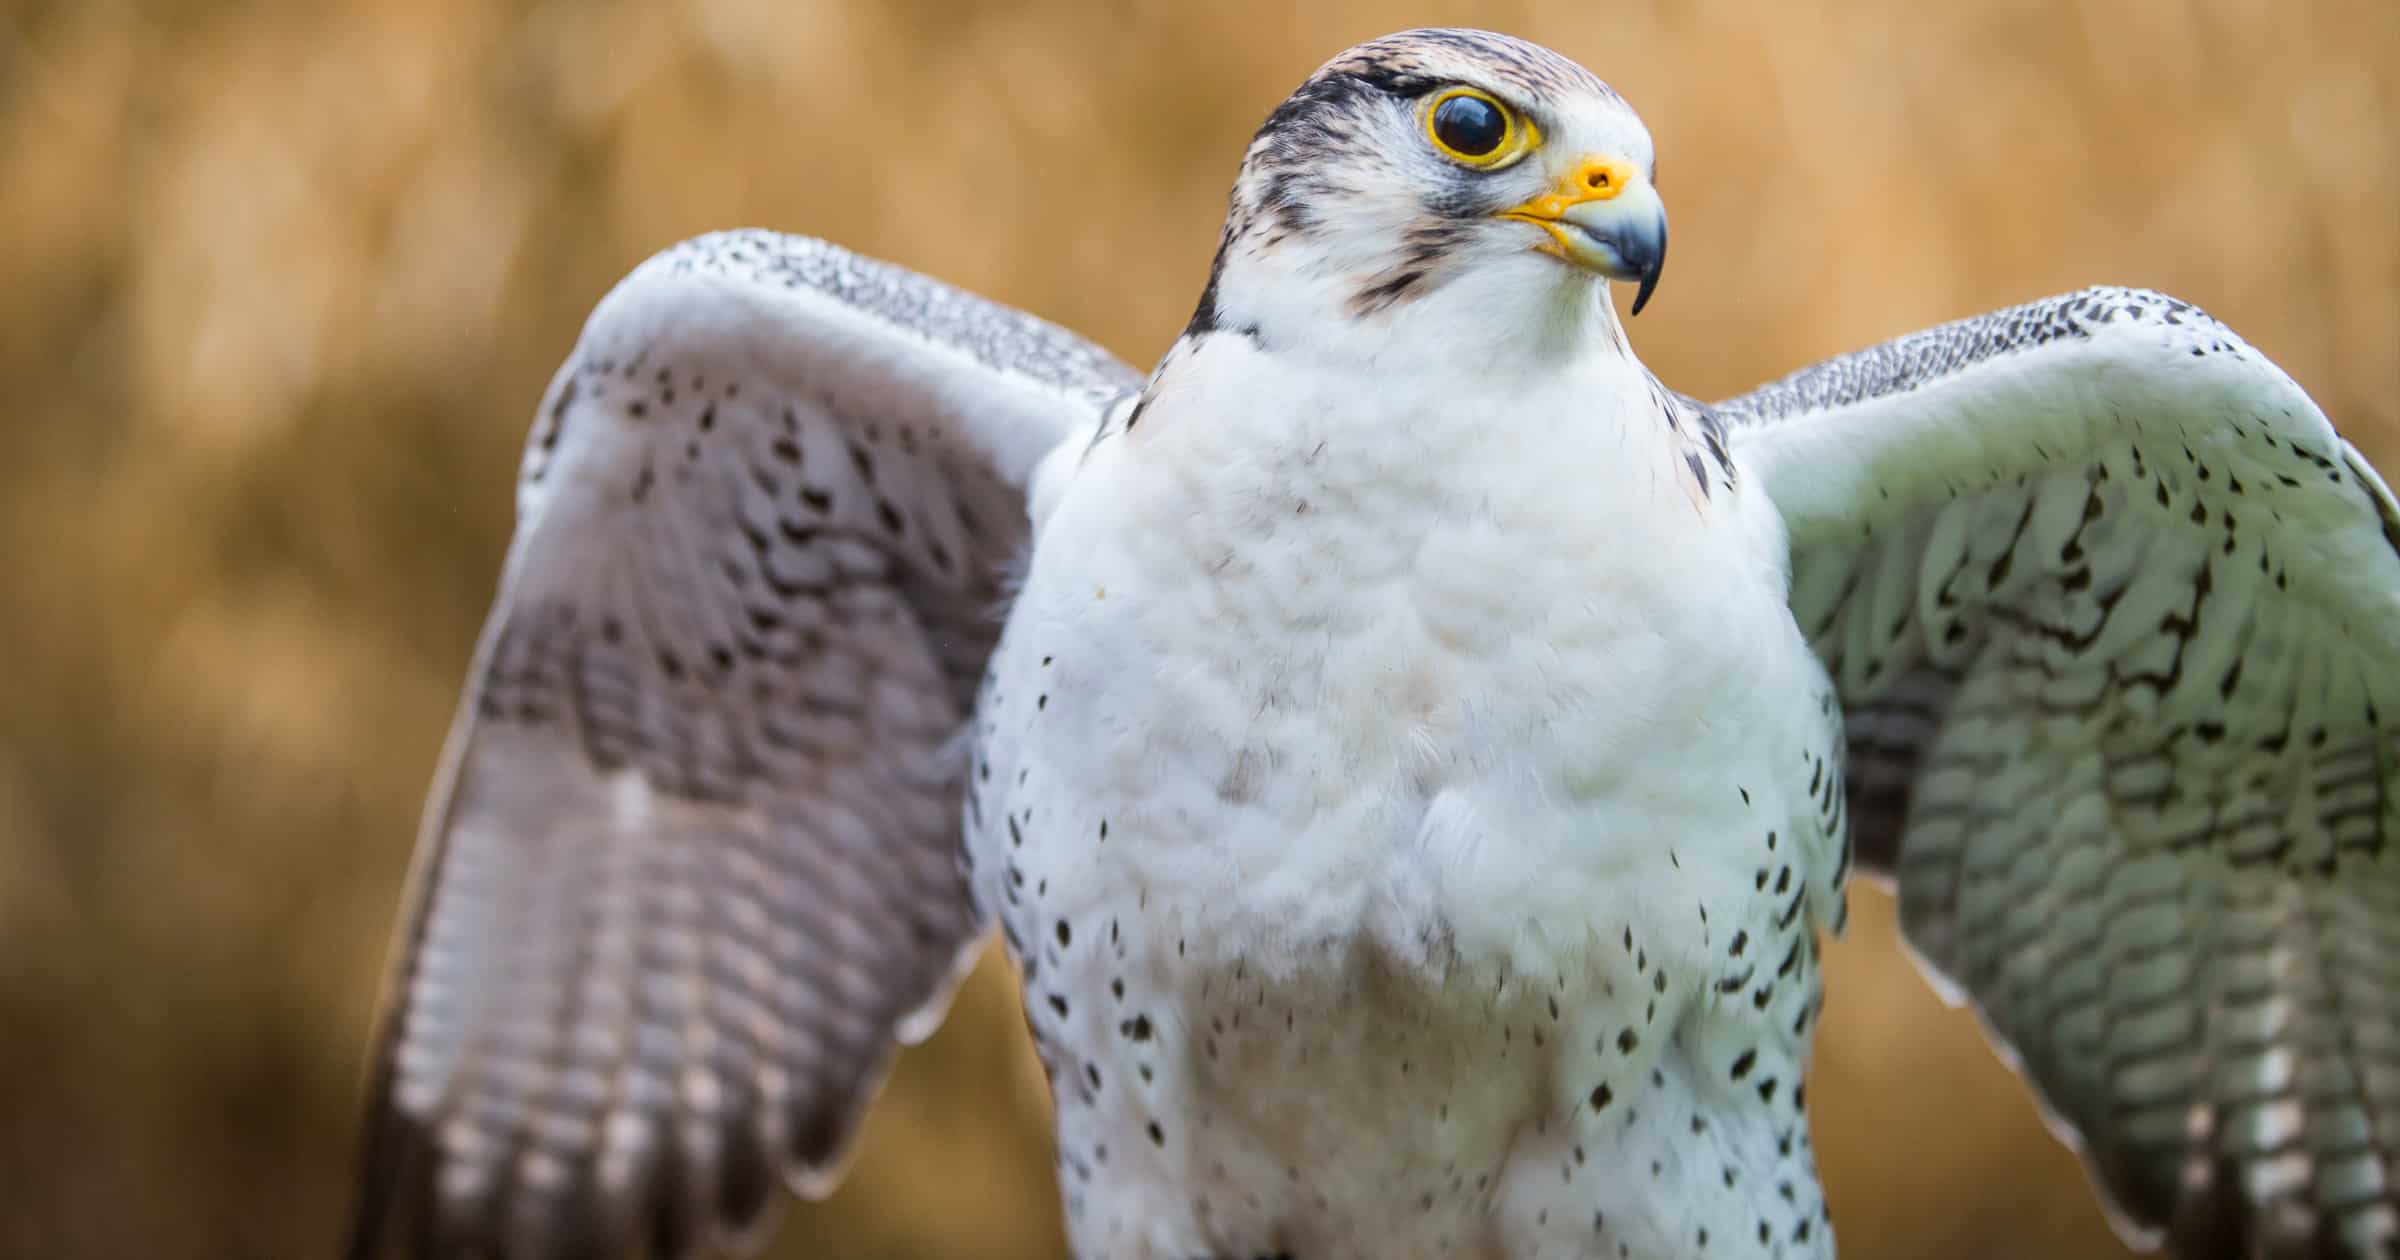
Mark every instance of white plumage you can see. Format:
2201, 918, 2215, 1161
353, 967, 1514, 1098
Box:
348, 28, 2400, 1260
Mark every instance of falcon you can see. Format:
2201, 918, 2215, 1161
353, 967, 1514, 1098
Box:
346, 27, 2400, 1260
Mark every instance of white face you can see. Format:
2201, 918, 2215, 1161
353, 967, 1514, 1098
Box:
1192, 29, 1667, 352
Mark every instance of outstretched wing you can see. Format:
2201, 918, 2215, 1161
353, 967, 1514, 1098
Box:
348, 231, 1140, 1259
1722, 289, 2400, 1258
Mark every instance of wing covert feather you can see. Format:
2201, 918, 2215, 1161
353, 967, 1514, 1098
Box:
348, 231, 1140, 1259
1726, 288, 2400, 1258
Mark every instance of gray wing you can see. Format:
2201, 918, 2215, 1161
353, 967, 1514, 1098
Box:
1723, 288, 2400, 1258
348, 230, 1141, 1259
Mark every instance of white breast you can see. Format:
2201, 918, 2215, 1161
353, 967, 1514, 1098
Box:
1007, 331, 1815, 954
965, 328, 1844, 1257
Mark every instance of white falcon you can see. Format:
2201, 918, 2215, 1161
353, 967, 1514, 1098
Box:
347, 28, 2400, 1260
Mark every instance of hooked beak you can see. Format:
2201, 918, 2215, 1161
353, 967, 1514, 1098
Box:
1497, 156, 1668, 315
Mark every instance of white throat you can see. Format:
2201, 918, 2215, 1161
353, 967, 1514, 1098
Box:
1087, 268, 1712, 597
1207, 243, 1636, 378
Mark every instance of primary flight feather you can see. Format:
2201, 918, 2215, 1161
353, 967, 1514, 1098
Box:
349, 28, 2400, 1260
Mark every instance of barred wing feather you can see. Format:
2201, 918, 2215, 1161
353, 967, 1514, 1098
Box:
1725, 288, 2400, 1258
347, 231, 1139, 1259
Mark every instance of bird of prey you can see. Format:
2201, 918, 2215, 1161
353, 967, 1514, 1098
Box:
346, 27, 2400, 1260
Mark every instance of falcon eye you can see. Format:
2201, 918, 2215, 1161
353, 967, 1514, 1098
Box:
1434, 95, 1504, 155
1423, 88, 1534, 169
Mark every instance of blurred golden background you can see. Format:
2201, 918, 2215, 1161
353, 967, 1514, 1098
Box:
2, 0, 2393, 1256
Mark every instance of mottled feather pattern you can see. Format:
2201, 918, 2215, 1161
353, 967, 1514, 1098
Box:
1658, 383, 1738, 499
1717, 287, 2207, 431
1301, 28, 1612, 110
1242, 27, 1609, 228
1189, 28, 1624, 336
665, 230, 1134, 402
349, 232, 1138, 1259
1723, 288, 2400, 1258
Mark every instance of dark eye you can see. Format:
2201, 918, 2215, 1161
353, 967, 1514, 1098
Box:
1431, 93, 1507, 157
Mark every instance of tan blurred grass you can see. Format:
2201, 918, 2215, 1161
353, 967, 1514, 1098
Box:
0, 0, 2393, 1256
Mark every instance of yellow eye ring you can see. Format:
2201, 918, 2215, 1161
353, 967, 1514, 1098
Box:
1421, 87, 1540, 169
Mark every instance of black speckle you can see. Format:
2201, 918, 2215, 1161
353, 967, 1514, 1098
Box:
1589, 1082, 1614, 1112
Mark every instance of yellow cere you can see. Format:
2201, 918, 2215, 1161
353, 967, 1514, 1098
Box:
1496, 156, 1640, 262
1420, 87, 1541, 169
1507, 156, 1637, 219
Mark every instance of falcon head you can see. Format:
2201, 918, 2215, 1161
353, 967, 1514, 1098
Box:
1190, 29, 1665, 347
